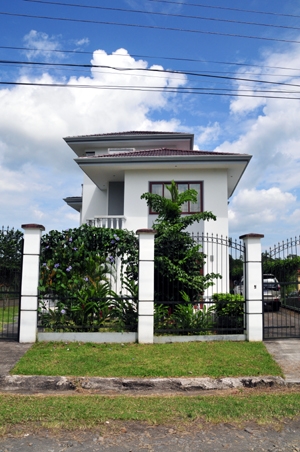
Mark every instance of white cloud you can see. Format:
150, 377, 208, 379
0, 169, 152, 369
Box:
0, 46, 187, 172
74, 38, 89, 46
214, 42, 300, 201
228, 188, 296, 236
195, 122, 220, 147
0, 44, 187, 230
23, 30, 64, 61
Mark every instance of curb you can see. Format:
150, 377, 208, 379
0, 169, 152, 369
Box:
0, 375, 297, 393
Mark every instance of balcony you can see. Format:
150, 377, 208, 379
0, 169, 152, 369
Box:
86, 216, 126, 229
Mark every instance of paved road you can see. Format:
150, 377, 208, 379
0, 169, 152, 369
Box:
1, 418, 300, 452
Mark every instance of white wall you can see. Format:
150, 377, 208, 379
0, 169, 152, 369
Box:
124, 168, 228, 236
124, 170, 149, 231
81, 173, 107, 224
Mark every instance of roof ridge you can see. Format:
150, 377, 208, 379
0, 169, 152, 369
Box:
65, 131, 191, 139
79, 147, 245, 158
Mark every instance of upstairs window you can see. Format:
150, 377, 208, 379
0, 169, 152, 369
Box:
149, 181, 203, 214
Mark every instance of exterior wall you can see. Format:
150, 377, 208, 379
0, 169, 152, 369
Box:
124, 168, 228, 236
124, 170, 150, 231
81, 173, 107, 224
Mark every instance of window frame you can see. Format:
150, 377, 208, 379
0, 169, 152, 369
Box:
149, 181, 203, 214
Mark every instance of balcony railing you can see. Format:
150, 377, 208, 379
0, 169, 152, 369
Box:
86, 216, 126, 229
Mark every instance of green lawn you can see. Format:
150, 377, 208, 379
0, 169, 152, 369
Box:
0, 392, 299, 434
11, 341, 284, 378
0, 307, 18, 332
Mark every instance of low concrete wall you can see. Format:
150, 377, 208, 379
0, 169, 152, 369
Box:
37, 332, 138, 343
37, 332, 245, 344
154, 334, 246, 343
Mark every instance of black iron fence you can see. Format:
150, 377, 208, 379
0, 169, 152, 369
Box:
263, 236, 300, 339
38, 294, 138, 333
0, 226, 23, 340
154, 233, 246, 336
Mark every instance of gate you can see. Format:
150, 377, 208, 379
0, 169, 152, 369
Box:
153, 233, 247, 336
263, 237, 300, 339
0, 227, 23, 341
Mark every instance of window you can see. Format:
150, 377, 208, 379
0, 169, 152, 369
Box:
149, 181, 203, 214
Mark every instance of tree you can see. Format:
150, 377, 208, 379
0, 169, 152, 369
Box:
141, 181, 220, 306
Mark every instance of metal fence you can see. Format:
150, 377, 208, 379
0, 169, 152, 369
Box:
154, 233, 246, 336
263, 236, 300, 339
0, 226, 23, 341
38, 294, 138, 333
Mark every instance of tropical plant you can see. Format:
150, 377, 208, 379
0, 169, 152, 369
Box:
38, 225, 139, 331
141, 180, 220, 307
111, 277, 138, 332
154, 291, 216, 335
212, 292, 244, 333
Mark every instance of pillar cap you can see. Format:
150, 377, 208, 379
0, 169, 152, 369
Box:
136, 228, 157, 235
22, 224, 45, 231
239, 233, 264, 239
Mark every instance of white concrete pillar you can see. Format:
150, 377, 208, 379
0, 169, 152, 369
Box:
136, 229, 156, 344
240, 233, 264, 342
19, 224, 45, 343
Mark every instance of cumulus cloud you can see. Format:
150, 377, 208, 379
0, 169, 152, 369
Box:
228, 188, 296, 235
0, 45, 187, 172
210, 42, 300, 240
0, 42, 187, 229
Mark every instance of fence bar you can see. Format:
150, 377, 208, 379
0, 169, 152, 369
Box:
136, 228, 156, 344
19, 224, 45, 343
240, 233, 264, 341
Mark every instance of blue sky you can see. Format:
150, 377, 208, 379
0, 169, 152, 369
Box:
1, 0, 300, 249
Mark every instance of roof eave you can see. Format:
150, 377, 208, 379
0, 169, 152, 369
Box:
75, 154, 251, 165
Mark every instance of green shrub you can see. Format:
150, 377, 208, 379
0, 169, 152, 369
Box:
212, 293, 244, 333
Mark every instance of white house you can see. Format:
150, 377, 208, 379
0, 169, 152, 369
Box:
63, 131, 251, 238
63, 131, 251, 295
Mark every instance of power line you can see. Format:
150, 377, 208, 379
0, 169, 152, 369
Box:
144, 0, 300, 19
3, 60, 298, 79
1, 80, 300, 99
1, 10, 300, 44
21, 0, 300, 31
1, 59, 300, 88
4, 62, 299, 93
1, 45, 300, 72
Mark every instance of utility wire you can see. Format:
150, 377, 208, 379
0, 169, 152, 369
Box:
7, 62, 297, 93
1, 80, 300, 99
21, 0, 300, 31
1, 11, 300, 44
2, 59, 300, 88
1, 45, 300, 72
4, 63, 299, 93
3, 60, 299, 79
144, 0, 300, 19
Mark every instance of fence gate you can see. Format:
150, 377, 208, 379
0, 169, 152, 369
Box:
0, 227, 23, 341
263, 237, 300, 339
153, 233, 247, 337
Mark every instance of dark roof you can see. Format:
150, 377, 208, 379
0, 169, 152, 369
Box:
78, 148, 243, 159
65, 131, 187, 139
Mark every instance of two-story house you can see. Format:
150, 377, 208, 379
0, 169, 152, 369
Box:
63, 131, 251, 239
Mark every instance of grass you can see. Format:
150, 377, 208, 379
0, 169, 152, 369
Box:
0, 391, 299, 434
11, 341, 284, 378
0, 307, 18, 332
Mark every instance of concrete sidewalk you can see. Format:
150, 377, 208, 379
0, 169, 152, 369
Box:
264, 339, 300, 383
0, 340, 300, 394
0, 341, 32, 374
